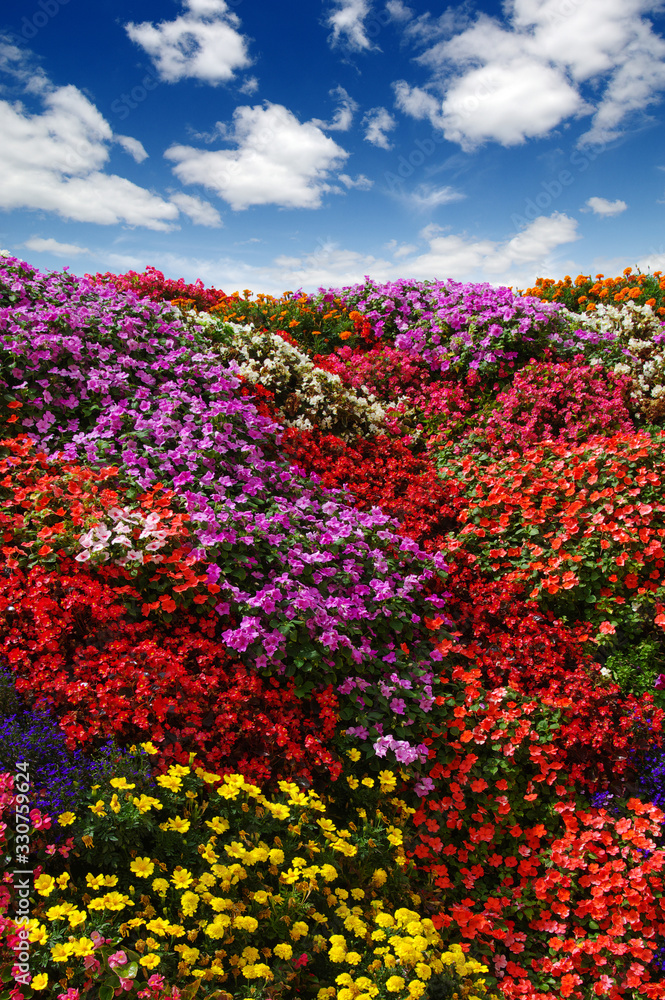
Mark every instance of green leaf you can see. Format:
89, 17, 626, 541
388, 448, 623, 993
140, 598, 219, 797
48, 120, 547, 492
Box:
99, 987, 115, 1000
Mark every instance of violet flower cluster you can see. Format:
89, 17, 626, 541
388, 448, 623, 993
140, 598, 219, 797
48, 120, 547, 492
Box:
313, 277, 570, 379
0, 257, 448, 759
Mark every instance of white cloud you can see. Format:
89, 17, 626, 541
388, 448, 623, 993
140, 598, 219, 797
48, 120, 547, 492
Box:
311, 86, 358, 131
385, 1, 413, 22
238, 75, 259, 95
0, 80, 179, 230
138, 212, 579, 296
23, 237, 90, 257
169, 192, 223, 226
402, 184, 465, 210
125, 0, 252, 85
362, 106, 397, 148
394, 0, 665, 149
339, 173, 373, 189
165, 102, 349, 209
115, 135, 149, 163
326, 0, 376, 52
585, 196, 628, 216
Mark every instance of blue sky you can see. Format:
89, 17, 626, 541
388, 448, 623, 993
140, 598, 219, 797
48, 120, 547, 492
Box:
1, 0, 665, 294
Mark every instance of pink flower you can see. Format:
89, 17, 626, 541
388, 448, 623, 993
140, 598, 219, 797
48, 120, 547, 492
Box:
108, 951, 128, 969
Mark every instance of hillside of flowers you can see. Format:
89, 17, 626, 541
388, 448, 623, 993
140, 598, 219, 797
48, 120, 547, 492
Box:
1, 253, 665, 1000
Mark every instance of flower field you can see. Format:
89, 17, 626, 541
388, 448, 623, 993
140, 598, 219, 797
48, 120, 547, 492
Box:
1, 255, 665, 1000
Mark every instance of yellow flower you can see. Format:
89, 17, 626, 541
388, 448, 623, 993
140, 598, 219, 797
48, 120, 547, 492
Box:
34, 875, 55, 896
157, 774, 182, 792
371, 868, 388, 887
140, 741, 159, 754
408, 982, 426, 998
86, 873, 106, 890
110, 777, 136, 789
253, 890, 269, 904
268, 848, 284, 866
205, 816, 230, 834
132, 794, 162, 813
346, 776, 359, 789
273, 942, 292, 960
68, 909, 87, 928
103, 875, 118, 886
102, 891, 132, 911
57, 811, 76, 826
70, 937, 96, 957
56, 872, 70, 888
386, 976, 406, 992
51, 941, 74, 961
165, 815, 190, 833
181, 891, 199, 916
234, 915, 258, 932
130, 857, 155, 877
109, 793, 121, 814
346, 748, 361, 761
152, 879, 170, 897
378, 770, 397, 792
171, 867, 194, 889
31, 973, 48, 991
140, 954, 161, 969
290, 920, 309, 940
89, 799, 106, 816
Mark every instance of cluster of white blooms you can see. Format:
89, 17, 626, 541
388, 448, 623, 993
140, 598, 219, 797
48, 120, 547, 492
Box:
75, 508, 171, 568
200, 317, 389, 439
576, 301, 665, 423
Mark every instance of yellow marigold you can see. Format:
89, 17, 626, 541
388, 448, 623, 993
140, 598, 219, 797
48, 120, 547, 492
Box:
34, 875, 55, 896
386, 976, 406, 992
171, 867, 194, 888
140, 954, 161, 969
181, 891, 199, 916
57, 811, 76, 826
110, 777, 136, 790
407, 982, 426, 998
205, 816, 230, 834
51, 942, 74, 961
70, 937, 96, 958
165, 815, 190, 833
157, 774, 182, 792
152, 878, 169, 897
88, 800, 106, 816
130, 857, 155, 877
234, 915, 259, 932
273, 942, 293, 960
132, 794, 163, 813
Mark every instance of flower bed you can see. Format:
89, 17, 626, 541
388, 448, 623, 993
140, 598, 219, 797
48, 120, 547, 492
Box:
2, 257, 665, 1000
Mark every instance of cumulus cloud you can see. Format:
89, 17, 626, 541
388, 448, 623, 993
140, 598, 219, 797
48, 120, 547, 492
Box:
362, 106, 397, 148
585, 196, 628, 216
115, 135, 149, 162
385, 1, 413, 22
23, 237, 91, 257
169, 192, 223, 226
159, 212, 580, 295
0, 80, 179, 230
339, 173, 373, 189
393, 0, 665, 149
326, 0, 376, 52
311, 86, 358, 131
165, 102, 349, 209
125, 0, 252, 85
